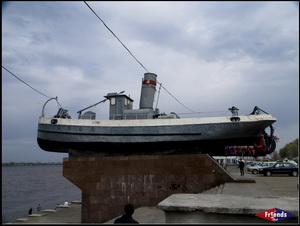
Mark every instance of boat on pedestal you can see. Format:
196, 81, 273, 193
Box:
37, 72, 278, 157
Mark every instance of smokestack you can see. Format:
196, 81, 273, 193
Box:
139, 73, 157, 109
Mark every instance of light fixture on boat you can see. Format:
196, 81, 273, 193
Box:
229, 106, 240, 121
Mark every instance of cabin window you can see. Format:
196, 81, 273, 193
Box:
125, 98, 131, 106
111, 97, 115, 105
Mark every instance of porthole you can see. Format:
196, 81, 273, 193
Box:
51, 119, 58, 124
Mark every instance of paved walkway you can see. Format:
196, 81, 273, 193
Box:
228, 170, 298, 198
9, 166, 298, 224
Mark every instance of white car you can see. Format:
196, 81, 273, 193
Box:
247, 162, 276, 174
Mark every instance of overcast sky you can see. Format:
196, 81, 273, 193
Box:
2, 1, 299, 163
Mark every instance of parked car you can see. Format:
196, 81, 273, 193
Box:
247, 162, 276, 174
258, 162, 298, 176
245, 161, 252, 167
246, 161, 262, 168
247, 162, 263, 173
277, 160, 298, 166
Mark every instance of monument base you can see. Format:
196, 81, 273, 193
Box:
63, 154, 234, 223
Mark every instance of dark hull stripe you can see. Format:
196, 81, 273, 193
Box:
38, 129, 202, 136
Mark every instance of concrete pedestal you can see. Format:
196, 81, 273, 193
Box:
63, 154, 234, 223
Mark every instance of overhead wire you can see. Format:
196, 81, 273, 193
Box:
2, 65, 53, 99
83, 1, 196, 113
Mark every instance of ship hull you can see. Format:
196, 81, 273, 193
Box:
37, 114, 276, 156
37, 137, 268, 157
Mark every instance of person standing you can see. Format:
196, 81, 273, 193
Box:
114, 203, 139, 224
238, 158, 245, 176
223, 158, 227, 170
28, 208, 33, 215
37, 204, 42, 212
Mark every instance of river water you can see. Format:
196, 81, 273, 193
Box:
2, 164, 81, 223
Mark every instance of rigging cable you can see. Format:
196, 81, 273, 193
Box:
84, 1, 149, 73
83, 1, 195, 113
2, 65, 64, 109
160, 85, 196, 113
2, 65, 53, 99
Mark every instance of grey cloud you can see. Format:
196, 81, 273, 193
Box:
2, 1, 298, 162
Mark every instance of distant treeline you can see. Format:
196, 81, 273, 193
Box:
2, 162, 63, 166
